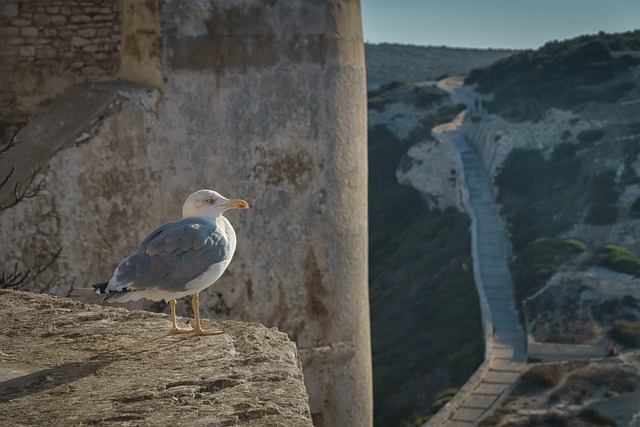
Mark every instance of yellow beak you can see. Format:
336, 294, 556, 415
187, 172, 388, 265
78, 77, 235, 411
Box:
224, 199, 249, 210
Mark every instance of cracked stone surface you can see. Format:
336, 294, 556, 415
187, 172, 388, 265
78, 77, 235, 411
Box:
0, 289, 312, 426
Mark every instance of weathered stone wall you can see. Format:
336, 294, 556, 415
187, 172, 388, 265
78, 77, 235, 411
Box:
0, 0, 121, 142
0, 1, 372, 426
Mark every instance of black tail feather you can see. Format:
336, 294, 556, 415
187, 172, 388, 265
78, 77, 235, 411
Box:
93, 282, 109, 293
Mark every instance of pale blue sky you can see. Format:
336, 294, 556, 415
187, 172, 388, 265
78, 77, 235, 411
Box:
361, 0, 640, 49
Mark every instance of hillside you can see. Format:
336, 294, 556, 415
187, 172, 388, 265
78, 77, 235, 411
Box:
370, 30, 640, 426
368, 81, 481, 426
365, 43, 516, 89
475, 29, 640, 369
466, 30, 640, 121
460, 31, 640, 424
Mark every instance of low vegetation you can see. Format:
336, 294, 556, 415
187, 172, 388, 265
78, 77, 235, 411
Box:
400, 389, 458, 427
368, 81, 410, 112
597, 244, 640, 277
585, 172, 620, 225
513, 364, 563, 395
578, 408, 616, 427
368, 123, 481, 427
496, 148, 585, 250
549, 366, 640, 404
512, 238, 587, 305
466, 30, 640, 121
365, 43, 515, 89
609, 319, 640, 348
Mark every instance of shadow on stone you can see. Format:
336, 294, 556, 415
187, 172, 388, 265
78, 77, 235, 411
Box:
0, 359, 110, 402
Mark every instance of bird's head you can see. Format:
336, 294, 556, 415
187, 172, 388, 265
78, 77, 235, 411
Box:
182, 189, 249, 219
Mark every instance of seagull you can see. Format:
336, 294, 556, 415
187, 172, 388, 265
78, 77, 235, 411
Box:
93, 189, 248, 335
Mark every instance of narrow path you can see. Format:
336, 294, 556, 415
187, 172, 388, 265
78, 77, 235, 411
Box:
425, 80, 527, 426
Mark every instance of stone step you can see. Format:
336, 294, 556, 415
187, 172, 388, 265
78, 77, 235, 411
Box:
474, 382, 509, 395
451, 407, 486, 423
443, 419, 475, 427
483, 369, 522, 384
462, 393, 499, 409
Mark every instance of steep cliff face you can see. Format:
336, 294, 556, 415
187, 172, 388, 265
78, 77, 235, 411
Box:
368, 81, 467, 211
463, 31, 640, 249
467, 54, 640, 252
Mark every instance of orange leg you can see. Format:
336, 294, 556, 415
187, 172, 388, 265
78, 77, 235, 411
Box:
191, 293, 224, 335
169, 299, 195, 334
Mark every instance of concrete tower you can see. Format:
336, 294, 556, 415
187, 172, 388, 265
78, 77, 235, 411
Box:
152, 2, 372, 425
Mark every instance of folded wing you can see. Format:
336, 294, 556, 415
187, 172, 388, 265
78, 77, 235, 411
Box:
106, 217, 229, 294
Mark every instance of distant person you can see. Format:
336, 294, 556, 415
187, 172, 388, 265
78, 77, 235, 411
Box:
606, 342, 619, 357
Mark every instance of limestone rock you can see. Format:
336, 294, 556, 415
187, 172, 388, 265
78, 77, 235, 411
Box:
0, 289, 312, 426
396, 138, 464, 211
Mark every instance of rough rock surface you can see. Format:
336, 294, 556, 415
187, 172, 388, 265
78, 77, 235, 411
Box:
368, 81, 466, 211
0, 289, 312, 426
481, 360, 640, 427
397, 137, 464, 211
524, 267, 640, 362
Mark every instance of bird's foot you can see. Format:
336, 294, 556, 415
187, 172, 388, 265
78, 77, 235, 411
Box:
171, 325, 224, 335
193, 325, 224, 336
172, 326, 196, 334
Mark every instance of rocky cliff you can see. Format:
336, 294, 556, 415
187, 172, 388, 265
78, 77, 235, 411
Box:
0, 289, 312, 426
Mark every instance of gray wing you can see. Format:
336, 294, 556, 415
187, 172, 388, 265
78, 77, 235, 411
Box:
108, 217, 229, 293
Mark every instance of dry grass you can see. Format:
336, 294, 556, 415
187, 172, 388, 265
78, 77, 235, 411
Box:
513, 364, 563, 395
609, 319, 640, 348
549, 366, 639, 404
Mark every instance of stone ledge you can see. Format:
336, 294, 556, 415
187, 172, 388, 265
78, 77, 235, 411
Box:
0, 289, 312, 426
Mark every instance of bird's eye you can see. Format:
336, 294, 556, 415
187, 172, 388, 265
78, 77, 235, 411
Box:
205, 198, 215, 204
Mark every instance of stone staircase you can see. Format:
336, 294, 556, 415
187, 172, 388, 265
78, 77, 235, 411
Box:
425, 121, 527, 427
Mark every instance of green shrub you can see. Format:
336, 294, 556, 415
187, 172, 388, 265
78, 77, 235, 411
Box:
587, 172, 618, 204
578, 408, 616, 426
496, 148, 584, 249
597, 244, 640, 276
629, 197, 640, 218
592, 295, 640, 323
411, 86, 446, 109
550, 366, 640, 405
621, 140, 640, 185
585, 204, 618, 225
514, 364, 563, 395
513, 238, 587, 304
465, 30, 640, 121
428, 388, 457, 415
367, 80, 408, 98
600, 82, 635, 103
609, 319, 640, 347
583, 172, 620, 225
368, 96, 394, 112
577, 129, 605, 145
446, 341, 484, 384
551, 143, 577, 160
